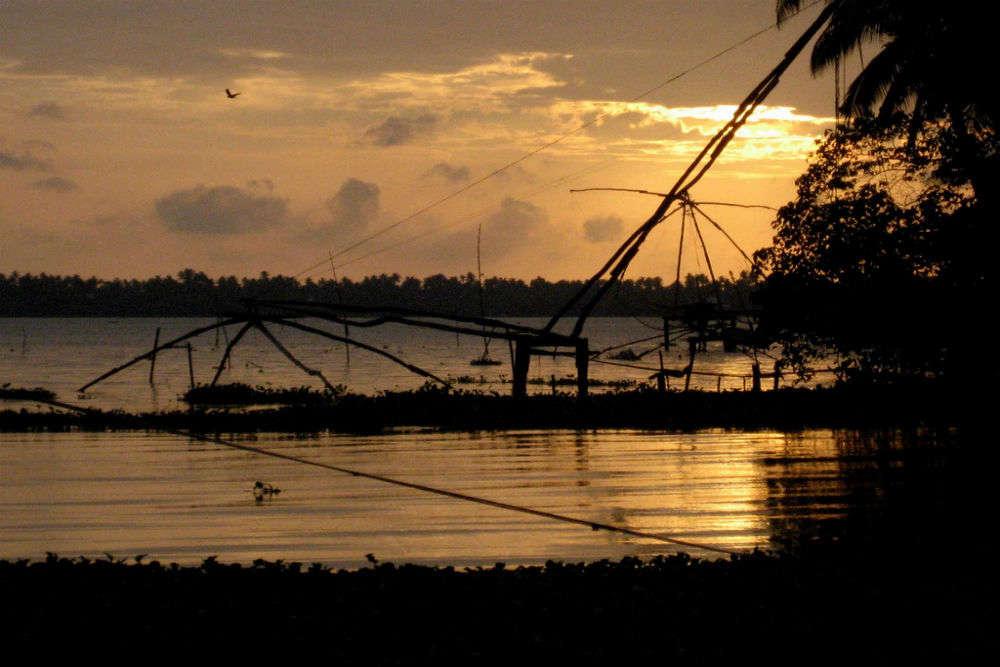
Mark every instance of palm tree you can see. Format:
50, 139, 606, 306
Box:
777, 1, 995, 129
778, 0, 997, 232
777, 1, 999, 387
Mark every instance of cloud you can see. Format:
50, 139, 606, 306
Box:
248, 178, 275, 192
484, 197, 548, 239
423, 162, 470, 183
325, 178, 380, 233
31, 176, 77, 192
155, 185, 288, 234
27, 102, 67, 120
218, 48, 289, 60
344, 52, 570, 111
360, 114, 438, 147
582, 215, 623, 243
0, 150, 52, 171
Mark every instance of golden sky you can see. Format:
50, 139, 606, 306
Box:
1, 1, 845, 281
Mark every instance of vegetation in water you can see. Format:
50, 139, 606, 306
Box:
1, 381, 981, 434
0, 385, 56, 402
181, 382, 345, 406
0, 540, 985, 659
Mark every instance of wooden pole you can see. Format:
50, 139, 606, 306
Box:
149, 327, 160, 384
344, 323, 350, 365
263, 316, 453, 389
79, 318, 243, 392
657, 351, 666, 392
575, 338, 589, 398
210, 321, 254, 387
684, 339, 696, 392
186, 343, 195, 389
512, 339, 531, 398
254, 321, 338, 393
546, 2, 839, 337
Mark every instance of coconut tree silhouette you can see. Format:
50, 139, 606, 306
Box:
777, 1, 995, 128
777, 1, 998, 256
770, 1, 1000, 389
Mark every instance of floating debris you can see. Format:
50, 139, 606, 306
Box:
469, 354, 502, 366
608, 348, 642, 361
252, 480, 282, 502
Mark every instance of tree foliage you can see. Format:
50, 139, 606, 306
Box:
777, 1, 996, 129
0, 269, 754, 318
754, 116, 992, 385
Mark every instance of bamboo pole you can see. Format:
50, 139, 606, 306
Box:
249, 299, 542, 336
251, 300, 557, 344
547, 2, 839, 337
575, 338, 589, 398
253, 320, 339, 393
79, 318, 245, 392
148, 327, 160, 384
262, 317, 453, 390
209, 321, 254, 387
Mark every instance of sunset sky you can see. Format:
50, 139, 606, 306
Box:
1, 1, 847, 282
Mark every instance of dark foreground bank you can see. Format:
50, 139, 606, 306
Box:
2, 547, 987, 661
0, 383, 986, 432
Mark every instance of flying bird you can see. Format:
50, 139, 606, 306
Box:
225, 88, 241, 99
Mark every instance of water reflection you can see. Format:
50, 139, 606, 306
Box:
762, 428, 968, 551
0, 427, 967, 568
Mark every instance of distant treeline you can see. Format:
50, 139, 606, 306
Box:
0, 269, 755, 317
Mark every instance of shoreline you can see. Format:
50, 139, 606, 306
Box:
2, 548, 985, 658
0, 384, 980, 433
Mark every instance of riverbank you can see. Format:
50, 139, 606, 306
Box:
2, 545, 986, 660
0, 383, 983, 432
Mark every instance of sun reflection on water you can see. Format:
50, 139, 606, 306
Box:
0, 427, 896, 568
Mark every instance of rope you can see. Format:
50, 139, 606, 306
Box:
18, 395, 741, 557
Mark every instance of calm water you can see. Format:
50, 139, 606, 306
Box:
1, 318, 952, 568
0, 427, 951, 568
0, 317, 789, 412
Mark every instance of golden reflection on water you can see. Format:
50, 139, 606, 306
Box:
1, 428, 867, 567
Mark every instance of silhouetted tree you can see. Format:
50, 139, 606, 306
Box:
0, 270, 756, 318
777, 1, 996, 127
755, 115, 990, 384
778, 0, 999, 239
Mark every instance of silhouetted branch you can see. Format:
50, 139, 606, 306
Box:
253, 320, 339, 393
79, 318, 245, 392
210, 321, 255, 387
262, 317, 453, 390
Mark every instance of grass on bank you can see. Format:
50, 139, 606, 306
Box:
2, 541, 986, 660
